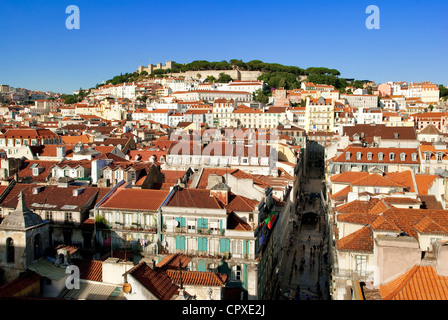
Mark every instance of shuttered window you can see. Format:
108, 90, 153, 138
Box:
197, 218, 208, 229
175, 217, 186, 227
198, 237, 207, 252
176, 236, 185, 250
220, 238, 230, 253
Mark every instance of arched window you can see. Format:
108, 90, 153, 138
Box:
400, 153, 406, 161
378, 152, 384, 161
6, 238, 14, 263
367, 152, 373, 161
356, 152, 362, 160
34, 234, 42, 260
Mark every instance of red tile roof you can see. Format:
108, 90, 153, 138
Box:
156, 254, 191, 270
337, 226, 373, 253
0, 184, 99, 212
124, 262, 179, 300
0, 271, 41, 298
166, 269, 227, 287
99, 189, 170, 211
166, 188, 223, 209
379, 266, 448, 300
71, 259, 103, 282
333, 147, 420, 164
415, 174, 438, 195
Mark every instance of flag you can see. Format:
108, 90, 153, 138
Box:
265, 211, 276, 229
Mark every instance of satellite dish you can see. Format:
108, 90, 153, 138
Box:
123, 283, 132, 294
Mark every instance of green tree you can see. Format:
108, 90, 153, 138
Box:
253, 89, 269, 104
439, 85, 448, 99
353, 80, 364, 89
64, 95, 78, 104
217, 73, 233, 83
205, 75, 216, 83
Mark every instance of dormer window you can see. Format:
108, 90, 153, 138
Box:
437, 153, 443, 163
400, 153, 406, 161
346, 152, 351, 160
412, 153, 417, 161
378, 152, 384, 161
367, 152, 373, 161
356, 152, 362, 160
389, 153, 395, 161
425, 152, 431, 163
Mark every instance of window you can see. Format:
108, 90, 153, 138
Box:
175, 236, 185, 250
346, 152, 351, 160
389, 153, 395, 161
231, 265, 242, 281
198, 237, 207, 252
197, 218, 208, 230
356, 152, 362, 160
400, 153, 406, 161
45, 211, 52, 221
378, 153, 384, 161
34, 234, 42, 260
187, 219, 196, 233
5, 237, 15, 264
232, 240, 242, 256
412, 153, 417, 161
220, 238, 230, 253
208, 262, 218, 273
367, 152, 373, 161
355, 255, 368, 276
437, 153, 443, 163
65, 212, 72, 222
425, 153, 431, 163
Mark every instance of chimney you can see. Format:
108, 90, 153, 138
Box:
210, 183, 230, 205
73, 188, 85, 196
33, 186, 45, 194
57, 146, 66, 158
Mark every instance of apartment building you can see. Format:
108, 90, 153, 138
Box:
305, 97, 335, 133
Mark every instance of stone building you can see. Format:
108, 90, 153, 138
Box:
0, 192, 50, 285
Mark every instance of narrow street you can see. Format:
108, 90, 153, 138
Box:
275, 157, 331, 300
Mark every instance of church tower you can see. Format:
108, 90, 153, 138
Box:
0, 191, 50, 285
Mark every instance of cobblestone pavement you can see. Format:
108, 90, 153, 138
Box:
276, 166, 331, 300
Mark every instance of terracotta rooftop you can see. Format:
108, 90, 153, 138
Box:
166, 188, 223, 210
337, 226, 373, 253
99, 189, 170, 211
342, 124, 417, 141
415, 174, 438, 195
124, 262, 179, 300
0, 271, 41, 298
379, 265, 448, 300
0, 184, 100, 212
71, 259, 103, 282
166, 269, 227, 287
156, 254, 191, 270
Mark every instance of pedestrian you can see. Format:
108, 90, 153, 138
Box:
303, 244, 305, 251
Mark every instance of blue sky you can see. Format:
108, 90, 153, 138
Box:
0, 0, 447, 94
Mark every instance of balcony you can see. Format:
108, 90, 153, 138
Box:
111, 222, 157, 233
